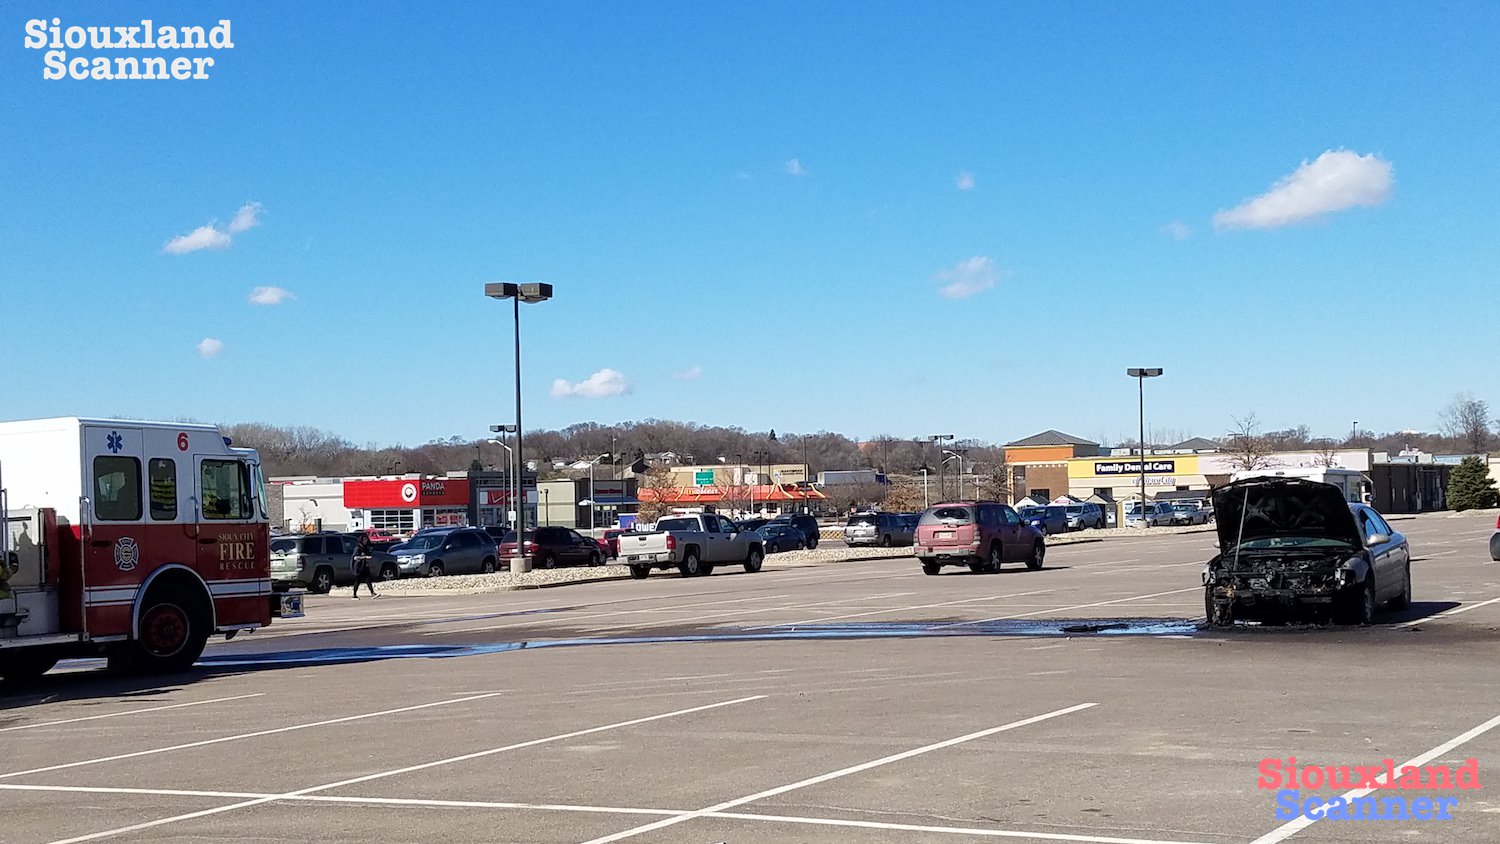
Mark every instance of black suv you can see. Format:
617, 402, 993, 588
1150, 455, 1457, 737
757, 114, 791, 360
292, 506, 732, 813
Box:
770, 513, 821, 549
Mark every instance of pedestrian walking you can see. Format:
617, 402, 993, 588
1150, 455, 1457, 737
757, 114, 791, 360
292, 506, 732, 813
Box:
352, 533, 380, 599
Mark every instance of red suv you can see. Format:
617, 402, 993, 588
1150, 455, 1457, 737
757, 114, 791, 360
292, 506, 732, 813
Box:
913, 501, 1045, 575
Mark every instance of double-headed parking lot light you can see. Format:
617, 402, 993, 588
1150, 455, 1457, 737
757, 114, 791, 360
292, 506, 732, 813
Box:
485, 282, 554, 572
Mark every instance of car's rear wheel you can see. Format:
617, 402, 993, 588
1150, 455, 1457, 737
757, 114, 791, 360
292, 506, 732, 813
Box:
589, 552, 603, 567
539, 553, 557, 569
921, 561, 941, 576
678, 552, 701, 578
309, 567, 334, 594
629, 565, 651, 580
880, 534, 892, 547
1390, 564, 1412, 610
796, 539, 805, 550
968, 562, 986, 573
986, 545, 1004, 573
481, 558, 497, 574
1025, 542, 1045, 571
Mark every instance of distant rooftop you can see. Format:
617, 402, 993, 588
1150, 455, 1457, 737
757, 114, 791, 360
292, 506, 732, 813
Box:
1168, 437, 1222, 451
1005, 430, 1100, 448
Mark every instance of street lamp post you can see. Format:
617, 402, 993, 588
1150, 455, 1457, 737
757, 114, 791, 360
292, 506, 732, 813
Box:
485, 282, 553, 572
1125, 368, 1164, 527
488, 422, 518, 528
929, 434, 954, 501
943, 449, 965, 499
919, 468, 930, 508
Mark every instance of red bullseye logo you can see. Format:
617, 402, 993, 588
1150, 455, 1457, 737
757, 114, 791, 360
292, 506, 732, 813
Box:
401, 483, 418, 503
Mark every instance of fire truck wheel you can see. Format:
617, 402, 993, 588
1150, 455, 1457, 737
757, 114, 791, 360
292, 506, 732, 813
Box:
0, 651, 59, 682
116, 585, 210, 674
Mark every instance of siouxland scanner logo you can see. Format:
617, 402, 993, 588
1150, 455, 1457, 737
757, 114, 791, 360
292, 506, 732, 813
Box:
22, 17, 234, 80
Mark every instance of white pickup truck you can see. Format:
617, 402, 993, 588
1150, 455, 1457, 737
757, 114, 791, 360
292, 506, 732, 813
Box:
620, 513, 766, 579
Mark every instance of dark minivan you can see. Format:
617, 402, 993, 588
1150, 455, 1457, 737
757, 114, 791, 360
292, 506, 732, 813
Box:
913, 501, 1045, 575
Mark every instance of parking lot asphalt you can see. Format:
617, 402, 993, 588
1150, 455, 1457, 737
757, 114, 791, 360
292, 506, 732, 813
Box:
4, 511, 1499, 844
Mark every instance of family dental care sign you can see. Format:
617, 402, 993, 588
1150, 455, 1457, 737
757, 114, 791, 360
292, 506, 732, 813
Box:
23, 17, 234, 80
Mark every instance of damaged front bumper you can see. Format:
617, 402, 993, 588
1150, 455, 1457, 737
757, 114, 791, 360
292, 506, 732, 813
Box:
1203, 555, 1361, 612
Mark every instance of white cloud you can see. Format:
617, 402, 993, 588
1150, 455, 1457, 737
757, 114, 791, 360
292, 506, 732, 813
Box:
227, 201, 264, 233
671, 365, 703, 380
956, 171, 976, 191
935, 256, 1003, 299
197, 338, 224, 358
733, 171, 753, 181
161, 201, 266, 254
163, 225, 231, 255
783, 158, 806, 176
551, 368, 631, 398
1162, 220, 1191, 240
248, 286, 295, 305
1214, 150, 1393, 230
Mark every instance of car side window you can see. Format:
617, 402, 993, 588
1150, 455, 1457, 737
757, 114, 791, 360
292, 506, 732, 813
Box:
458, 532, 481, 548
1357, 511, 1381, 541
302, 537, 323, 554
1368, 512, 1393, 536
1000, 506, 1019, 526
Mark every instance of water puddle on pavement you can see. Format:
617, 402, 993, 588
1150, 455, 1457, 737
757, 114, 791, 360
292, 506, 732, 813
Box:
193, 617, 1200, 669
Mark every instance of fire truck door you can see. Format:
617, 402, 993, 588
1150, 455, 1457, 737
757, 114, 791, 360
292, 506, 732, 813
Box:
3, 508, 61, 635
193, 456, 259, 577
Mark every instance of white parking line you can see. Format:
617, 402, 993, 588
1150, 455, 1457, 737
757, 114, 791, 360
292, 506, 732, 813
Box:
939, 587, 1202, 628
39, 695, 766, 844
577, 701, 1098, 843
0, 784, 1215, 842
0, 693, 500, 780
1248, 712, 1500, 844
0, 693, 264, 734
710, 811, 1221, 843
1398, 594, 1500, 627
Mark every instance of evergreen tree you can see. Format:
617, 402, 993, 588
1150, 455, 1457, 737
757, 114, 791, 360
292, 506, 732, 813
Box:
1446, 456, 1498, 511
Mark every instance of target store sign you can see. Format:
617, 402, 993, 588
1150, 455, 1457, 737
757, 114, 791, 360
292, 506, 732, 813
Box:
343, 479, 470, 508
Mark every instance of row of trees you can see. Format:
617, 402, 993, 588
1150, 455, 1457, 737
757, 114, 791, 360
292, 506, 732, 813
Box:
226, 392, 1495, 487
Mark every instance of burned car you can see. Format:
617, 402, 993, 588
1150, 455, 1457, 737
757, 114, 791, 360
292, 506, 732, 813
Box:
1202, 477, 1411, 626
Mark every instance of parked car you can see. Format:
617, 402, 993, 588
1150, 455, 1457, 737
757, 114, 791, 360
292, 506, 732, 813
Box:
1170, 502, 1210, 525
843, 512, 915, 547
1124, 502, 1175, 527
602, 528, 625, 559
359, 527, 403, 544
913, 501, 1045, 575
1018, 505, 1069, 535
1064, 503, 1106, 531
619, 513, 766, 578
497, 526, 606, 569
384, 527, 499, 578
770, 513, 821, 549
760, 523, 806, 553
1203, 477, 1411, 626
1490, 514, 1500, 561
270, 532, 358, 594
736, 518, 771, 532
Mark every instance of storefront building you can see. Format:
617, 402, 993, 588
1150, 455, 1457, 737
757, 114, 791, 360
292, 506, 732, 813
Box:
344, 478, 473, 534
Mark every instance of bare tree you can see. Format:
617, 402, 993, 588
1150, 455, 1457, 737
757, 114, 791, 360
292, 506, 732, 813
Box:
880, 478, 927, 512
1440, 393, 1492, 455
634, 465, 678, 525
1223, 414, 1277, 472
1311, 438, 1342, 468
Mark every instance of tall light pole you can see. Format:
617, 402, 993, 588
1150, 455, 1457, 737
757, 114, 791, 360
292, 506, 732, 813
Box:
1126, 368, 1164, 527
488, 423, 517, 528
919, 467, 930, 508
485, 282, 553, 571
1351, 421, 1358, 443
929, 434, 954, 501
586, 453, 610, 533
944, 449, 965, 498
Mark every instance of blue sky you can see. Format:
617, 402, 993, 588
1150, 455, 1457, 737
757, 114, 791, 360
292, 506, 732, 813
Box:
3, 1, 1497, 448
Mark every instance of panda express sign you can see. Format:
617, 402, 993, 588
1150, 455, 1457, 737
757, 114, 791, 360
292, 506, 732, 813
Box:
343, 479, 471, 508
1093, 460, 1176, 475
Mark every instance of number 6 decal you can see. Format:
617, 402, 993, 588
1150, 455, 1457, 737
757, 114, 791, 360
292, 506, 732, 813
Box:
177, 432, 190, 452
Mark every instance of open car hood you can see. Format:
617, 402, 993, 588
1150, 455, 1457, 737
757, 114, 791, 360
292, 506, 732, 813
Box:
1211, 477, 1362, 550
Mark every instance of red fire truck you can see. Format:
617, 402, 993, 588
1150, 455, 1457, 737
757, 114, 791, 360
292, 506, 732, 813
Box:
0, 418, 303, 681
